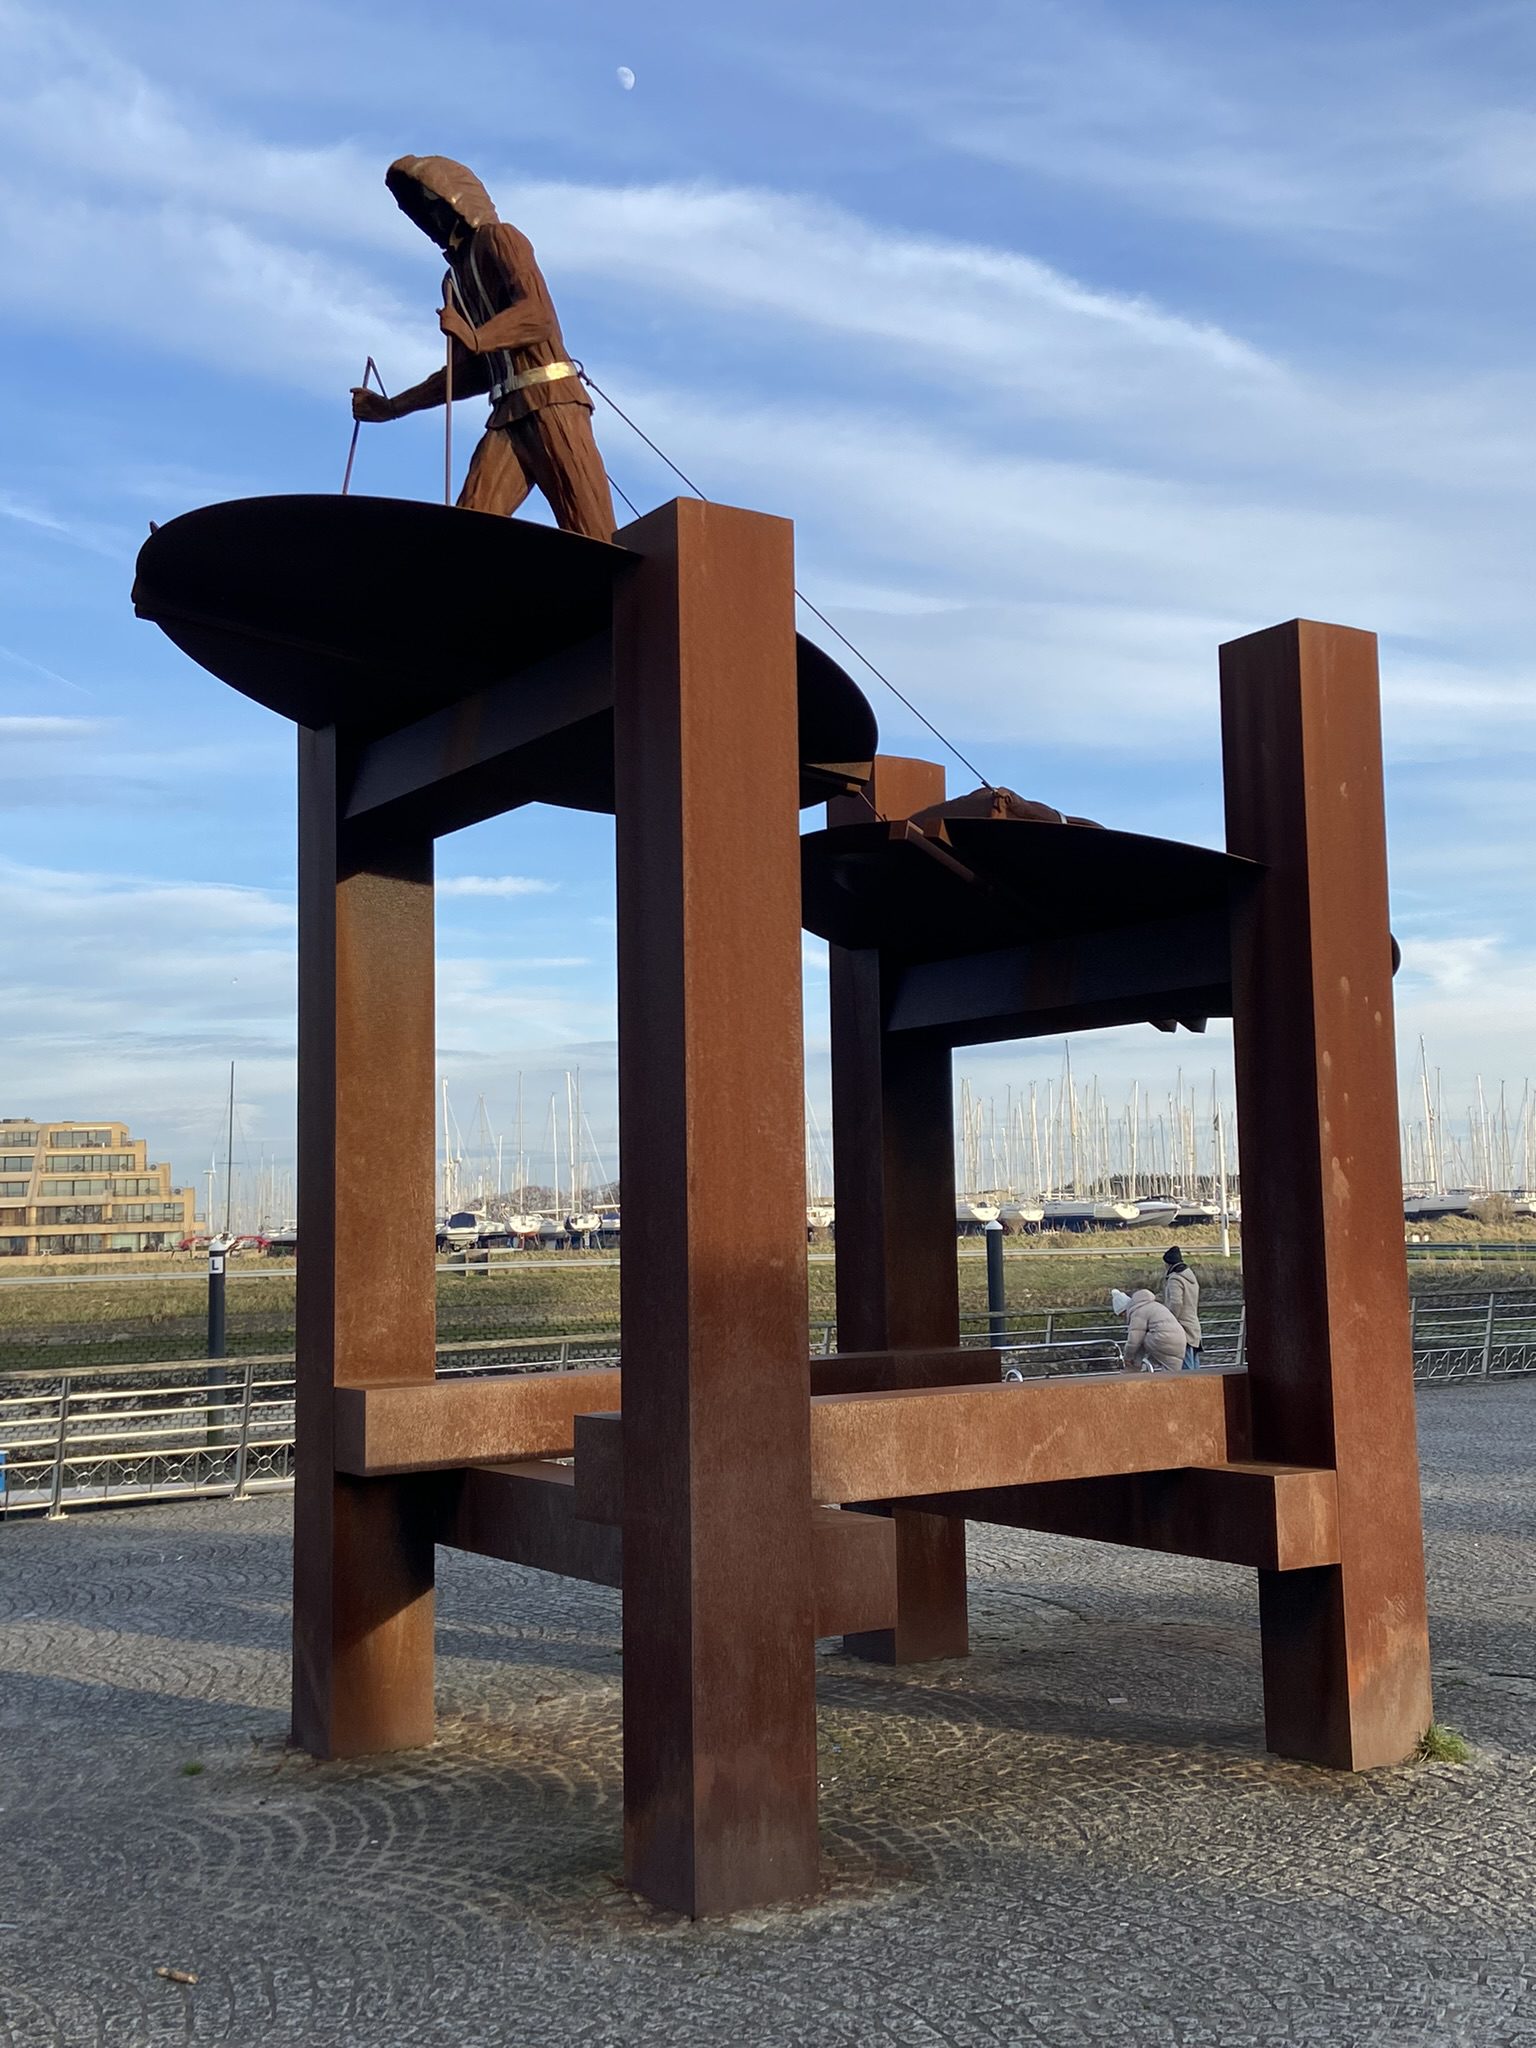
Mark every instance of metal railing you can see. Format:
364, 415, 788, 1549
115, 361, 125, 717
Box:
3, 1293, 1532, 1520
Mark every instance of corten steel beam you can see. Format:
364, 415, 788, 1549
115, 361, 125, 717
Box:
1221, 619, 1432, 1769
333, 1368, 622, 1474
441, 1461, 624, 1587
828, 755, 971, 1665
441, 1464, 898, 1638
613, 498, 818, 1917
884, 912, 1232, 1045
899, 1462, 1340, 1573
573, 1370, 1246, 1519
808, 1345, 1004, 1396
292, 728, 438, 1759
335, 1350, 994, 1477
813, 1370, 1243, 1503
342, 635, 613, 835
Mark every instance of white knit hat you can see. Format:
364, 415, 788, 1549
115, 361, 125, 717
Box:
1110, 1289, 1131, 1316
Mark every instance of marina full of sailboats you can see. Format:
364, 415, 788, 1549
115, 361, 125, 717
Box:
225, 1041, 1536, 1250
945, 1056, 1236, 1235
436, 1071, 619, 1249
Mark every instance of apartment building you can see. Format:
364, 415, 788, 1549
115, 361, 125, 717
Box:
0, 1118, 196, 1257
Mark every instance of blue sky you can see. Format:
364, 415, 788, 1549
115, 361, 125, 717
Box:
2, 0, 1534, 1200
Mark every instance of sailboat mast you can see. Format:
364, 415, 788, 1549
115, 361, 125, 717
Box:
223, 1060, 236, 1236
1215, 1093, 1232, 1259
1418, 1038, 1440, 1194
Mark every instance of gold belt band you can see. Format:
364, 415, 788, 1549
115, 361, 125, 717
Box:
489, 360, 582, 400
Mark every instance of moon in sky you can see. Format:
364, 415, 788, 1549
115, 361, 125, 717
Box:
616, 65, 636, 90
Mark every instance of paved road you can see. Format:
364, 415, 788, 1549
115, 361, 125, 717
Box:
1, 1383, 1532, 2046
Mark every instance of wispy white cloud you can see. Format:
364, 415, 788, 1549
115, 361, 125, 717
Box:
520, 177, 1278, 404
438, 874, 560, 898
0, 491, 68, 534
0, 643, 97, 698
767, 2, 1536, 246
0, 714, 106, 735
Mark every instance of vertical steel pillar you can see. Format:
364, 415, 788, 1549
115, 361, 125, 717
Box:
613, 499, 818, 1916
1221, 619, 1432, 1769
829, 755, 969, 1665
291, 726, 438, 1759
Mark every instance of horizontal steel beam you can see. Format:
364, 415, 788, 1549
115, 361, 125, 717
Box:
574, 1369, 1251, 1518
904, 1461, 1339, 1571
809, 1346, 1003, 1395
885, 910, 1231, 1047
440, 1460, 622, 1585
333, 1351, 1002, 1476
342, 635, 612, 836
333, 1369, 621, 1475
441, 1459, 895, 1639
808, 1369, 1247, 1503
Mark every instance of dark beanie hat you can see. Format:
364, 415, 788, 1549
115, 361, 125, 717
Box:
1163, 1246, 1182, 1266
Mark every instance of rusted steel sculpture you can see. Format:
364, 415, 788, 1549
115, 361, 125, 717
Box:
134, 461, 1431, 1916
350, 156, 615, 540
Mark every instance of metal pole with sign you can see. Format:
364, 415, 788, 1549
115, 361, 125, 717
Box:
207, 1243, 228, 1449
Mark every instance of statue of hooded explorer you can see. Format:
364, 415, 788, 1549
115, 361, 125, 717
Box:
351, 156, 616, 542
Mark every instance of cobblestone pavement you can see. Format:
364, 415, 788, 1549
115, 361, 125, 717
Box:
1, 1383, 1532, 2047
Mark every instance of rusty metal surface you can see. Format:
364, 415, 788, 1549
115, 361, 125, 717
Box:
571, 1408, 622, 1523
1221, 618, 1432, 1769
802, 816, 1257, 962
337, 1351, 997, 1478
442, 1460, 623, 1587
811, 1371, 1244, 1504
827, 757, 970, 1663
613, 498, 819, 1917
134, 495, 622, 728
946, 817, 1257, 939
291, 730, 438, 1760
574, 1372, 1247, 1520
805, 821, 1010, 957
333, 1369, 622, 1474
806, 1505, 899, 1637
133, 494, 875, 809
884, 912, 1234, 1045
810, 1345, 1002, 1396
443, 1464, 894, 1640
903, 1462, 1340, 1572
342, 635, 615, 833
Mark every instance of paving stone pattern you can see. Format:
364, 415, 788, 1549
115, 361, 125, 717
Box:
1, 1383, 1533, 2047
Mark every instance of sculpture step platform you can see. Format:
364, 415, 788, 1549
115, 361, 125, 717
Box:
132, 493, 877, 814
801, 815, 1259, 962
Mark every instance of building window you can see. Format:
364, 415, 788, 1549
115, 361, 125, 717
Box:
47, 1129, 113, 1150
0, 1182, 26, 1199
0, 1208, 24, 1227
0, 1237, 27, 1256
45, 1153, 136, 1175
0, 1156, 35, 1173
34, 1234, 104, 1255
111, 1177, 160, 1197
39, 1179, 110, 1197
0, 1129, 37, 1146
49, 1204, 106, 1224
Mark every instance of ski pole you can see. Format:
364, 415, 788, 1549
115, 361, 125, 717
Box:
341, 356, 389, 495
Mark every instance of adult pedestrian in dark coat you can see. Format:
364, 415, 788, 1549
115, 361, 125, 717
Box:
1163, 1247, 1202, 1371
